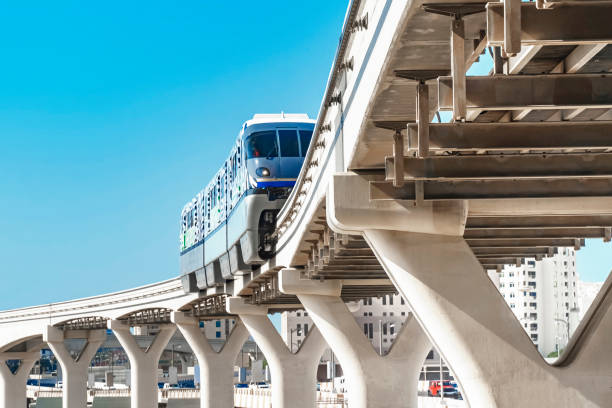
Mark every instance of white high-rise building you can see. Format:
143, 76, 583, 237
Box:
494, 247, 579, 356
577, 280, 605, 320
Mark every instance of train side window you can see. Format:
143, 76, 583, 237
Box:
299, 130, 313, 157
278, 129, 300, 157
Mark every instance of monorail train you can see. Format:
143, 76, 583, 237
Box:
179, 113, 315, 293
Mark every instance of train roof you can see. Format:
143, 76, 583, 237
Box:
243, 113, 316, 128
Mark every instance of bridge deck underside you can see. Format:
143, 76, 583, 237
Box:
348, 2, 612, 272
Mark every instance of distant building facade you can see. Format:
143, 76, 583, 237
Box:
492, 248, 580, 356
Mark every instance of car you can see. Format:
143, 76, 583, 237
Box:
428, 380, 458, 398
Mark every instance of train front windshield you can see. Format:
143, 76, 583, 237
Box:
245, 128, 313, 183
246, 131, 278, 159
245, 129, 312, 159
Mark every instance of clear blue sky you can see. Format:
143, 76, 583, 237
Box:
0, 2, 609, 312
0, 1, 348, 310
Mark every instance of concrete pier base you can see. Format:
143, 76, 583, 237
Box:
227, 297, 328, 408
44, 327, 106, 408
172, 312, 249, 408
108, 320, 175, 408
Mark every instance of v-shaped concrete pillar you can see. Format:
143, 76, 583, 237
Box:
108, 320, 176, 408
171, 312, 249, 408
227, 297, 328, 408
364, 229, 612, 408
279, 269, 431, 408
0, 351, 38, 408
44, 326, 106, 408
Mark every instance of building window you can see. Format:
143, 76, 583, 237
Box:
297, 324, 302, 336
401, 312, 406, 316
297, 312, 301, 317
364, 313, 367, 316
364, 324, 368, 336
390, 325, 395, 335
304, 324, 309, 336
216, 331, 221, 338
427, 350, 434, 360
304, 312, 308, 317
383, 324, 387, 335
368, 323, 373, 339
382, 296, 386, 305
389, 296, 393, 305
390, 312, 394, 317
216, 320, 221, 328
383, 312, 387, 316
401, 297, 405, 305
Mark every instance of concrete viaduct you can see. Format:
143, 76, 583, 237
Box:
2, 0, 612, 407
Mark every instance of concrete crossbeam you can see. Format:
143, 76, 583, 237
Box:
386, 153, 612, 180
487, 2, 612, 46
466, 238, 584, 248
406, 121, 612, 151
466, 214, 612, 229
438, 74, 612, 111
370, 178, 612, 201
464, 227, 603, 240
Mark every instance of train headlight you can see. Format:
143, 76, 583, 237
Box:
256, 167, 270, 177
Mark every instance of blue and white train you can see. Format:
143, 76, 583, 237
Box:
180, 113, 315, 293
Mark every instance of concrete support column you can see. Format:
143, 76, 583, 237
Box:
279, 269, 431, 408
171, 312, 249, 408
108, 320, 176, 408
227, 297, 327, 408
363, 229, 599, 407
43, 327, 106, 408
0, 352, 38, 408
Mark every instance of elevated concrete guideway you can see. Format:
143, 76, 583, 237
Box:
2, 0, 612, 407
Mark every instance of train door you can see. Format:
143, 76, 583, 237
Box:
277, 128, 301, 179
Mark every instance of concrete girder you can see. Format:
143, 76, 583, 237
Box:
386, 152, 612, 180
466, 238, 584, 248
487, 2, 612, 46
406, 121, 612, 152
466, 214, 612, 229
438, 74, 612, 111
370, 178, 612, 201
464, 227, 605, 240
